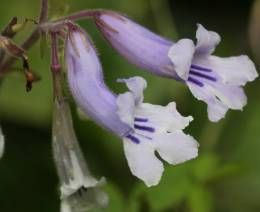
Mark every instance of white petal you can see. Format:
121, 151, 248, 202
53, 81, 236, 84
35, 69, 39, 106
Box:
208, 82, 247, 110
116, 92, 136, 127
123, 138, 164, 187
117, 76, 147, 104
187, 82, 229, 122
154, 131, 199, 165
135, 102, 193, 133
195, 24, 221, 55
168, 39, 195, 80
61, 151, 99, 198
194, 55, 258, 86
0, 128, 4, 158
190, 53, 257, 121
207, 100, 228, 122
61, 200, 72, 212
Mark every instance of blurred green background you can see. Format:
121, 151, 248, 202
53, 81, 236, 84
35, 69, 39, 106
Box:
0, 0, 260, 211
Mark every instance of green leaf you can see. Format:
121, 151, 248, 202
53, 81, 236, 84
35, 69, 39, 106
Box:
103, 183, 124, 212
214, 91, 260, 212
187, 185, 213, 212
127, 183, 146, 212
40, 32, 48, 59
192, 154, 242, 183
192, 153, 220, 182
49, 0, 70, 20
142, 163, 192, 211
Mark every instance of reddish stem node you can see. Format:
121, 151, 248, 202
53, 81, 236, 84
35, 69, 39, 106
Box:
50, 32, 61, 73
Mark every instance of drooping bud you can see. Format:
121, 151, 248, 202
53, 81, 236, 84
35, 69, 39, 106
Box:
52, 97, 108, 212
51, 28, 108, 211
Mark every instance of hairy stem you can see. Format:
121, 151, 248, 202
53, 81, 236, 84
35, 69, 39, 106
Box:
39, 0, 49, 23
54, 9, 100, 23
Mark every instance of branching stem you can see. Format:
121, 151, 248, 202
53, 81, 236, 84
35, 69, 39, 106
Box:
0, 0, 49, 77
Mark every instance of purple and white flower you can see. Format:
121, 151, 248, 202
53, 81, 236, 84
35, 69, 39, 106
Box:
94, 11, 258, 122
65, 26, 199, 186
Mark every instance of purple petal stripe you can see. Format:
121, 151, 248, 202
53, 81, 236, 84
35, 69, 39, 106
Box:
134, 124, 155, 132
191, 64, 212, 72
189, 70, 217, 81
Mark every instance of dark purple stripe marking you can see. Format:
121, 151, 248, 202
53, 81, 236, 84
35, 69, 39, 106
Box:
134, 124, 155, 132
189, 70, 217, 82
191, 64, 212, 72
134, 117, 148, 122
188, 77, 204, 87
126, 134, 140, 144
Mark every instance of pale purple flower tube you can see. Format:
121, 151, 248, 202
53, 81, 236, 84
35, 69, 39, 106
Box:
65, 26, 132, 137
94, 11, 177, 79
65, 25, 199, 187
94, 11, 258, 122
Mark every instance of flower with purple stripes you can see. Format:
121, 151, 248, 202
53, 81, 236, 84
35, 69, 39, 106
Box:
65, 25, 199, 186
94, 11, 258, 122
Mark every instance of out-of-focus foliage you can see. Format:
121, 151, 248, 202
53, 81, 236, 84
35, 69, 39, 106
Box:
0, 0, 259, 212
249, 0, 260, 64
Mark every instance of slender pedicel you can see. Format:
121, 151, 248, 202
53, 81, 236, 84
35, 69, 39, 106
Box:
93, 11, 258, 122
65, 25, 199, 187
